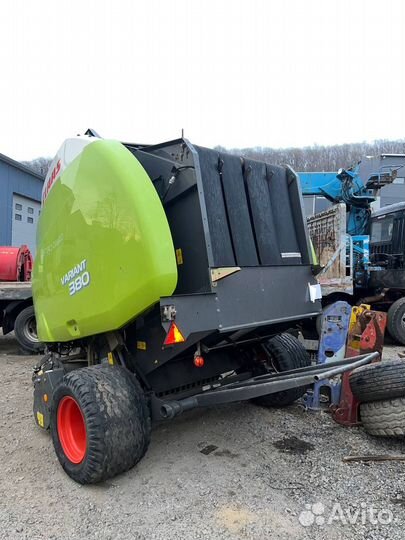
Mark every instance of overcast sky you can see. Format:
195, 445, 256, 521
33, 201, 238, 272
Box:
0, 0, 404, 161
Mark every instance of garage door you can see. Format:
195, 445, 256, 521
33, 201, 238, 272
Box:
11, 194, 41, 256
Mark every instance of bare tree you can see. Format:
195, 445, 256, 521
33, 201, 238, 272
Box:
215, 139, 405, 171
21, 157, 52, 176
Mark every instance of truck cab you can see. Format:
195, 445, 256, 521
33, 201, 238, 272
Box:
369, 202, 405, 290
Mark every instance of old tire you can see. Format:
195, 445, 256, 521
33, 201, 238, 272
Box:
50, 364, 151, 484
14, 305, 43, 354
361, 398, 405, 437
387, 298, 405, 345
350, 359, 405, 403
253, 333, 311, 407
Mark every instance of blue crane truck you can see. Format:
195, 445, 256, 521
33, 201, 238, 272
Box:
300, 154, 405, 343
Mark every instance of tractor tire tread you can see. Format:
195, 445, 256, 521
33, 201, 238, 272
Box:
360, 398, 405, 437
50, 364, 151, 484
349, 359, 405, 403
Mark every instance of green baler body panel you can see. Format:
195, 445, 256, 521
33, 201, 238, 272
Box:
32, 140, 177, 342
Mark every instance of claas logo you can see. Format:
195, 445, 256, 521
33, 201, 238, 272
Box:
42, 159, 61, 203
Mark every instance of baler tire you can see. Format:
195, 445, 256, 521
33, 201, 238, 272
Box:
349, 359, 405, 403
50, 364, 151, 484
387, 298, 405, 345
360, 398, 405, 437
253, 333, 311, 408
13, 305, 43, 354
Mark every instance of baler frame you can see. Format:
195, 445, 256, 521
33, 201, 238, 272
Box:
152, 352, 378, 419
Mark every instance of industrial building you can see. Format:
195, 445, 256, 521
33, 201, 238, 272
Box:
0, 152, 44, 255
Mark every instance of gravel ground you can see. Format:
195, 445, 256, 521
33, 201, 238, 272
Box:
1, 333, 405, 540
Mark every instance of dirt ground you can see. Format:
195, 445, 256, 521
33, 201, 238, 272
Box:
1, 333, 405, 540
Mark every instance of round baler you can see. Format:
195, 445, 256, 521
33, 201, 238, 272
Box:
31, 132, 352, 484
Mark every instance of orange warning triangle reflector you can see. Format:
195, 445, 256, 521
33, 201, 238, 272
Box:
163, 322, 186, 345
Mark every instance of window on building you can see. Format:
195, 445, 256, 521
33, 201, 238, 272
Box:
15, 214, 22, 221
15, 203, 22, 210
27, 217, 34, 224
28, 207, 34, 214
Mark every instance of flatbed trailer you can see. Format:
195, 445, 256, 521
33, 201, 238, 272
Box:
0, 281, 32, 301
0, 281, 41, 353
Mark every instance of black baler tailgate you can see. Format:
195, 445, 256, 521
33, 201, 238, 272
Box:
128, 139, 313, 297
194, 146, 310, 268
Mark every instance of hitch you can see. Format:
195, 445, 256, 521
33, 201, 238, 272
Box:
152, 352, 379, 420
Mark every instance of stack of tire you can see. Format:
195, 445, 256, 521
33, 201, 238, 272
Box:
350, 359, 405, 437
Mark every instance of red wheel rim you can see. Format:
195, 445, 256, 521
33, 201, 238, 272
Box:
57, 396, 87, 464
